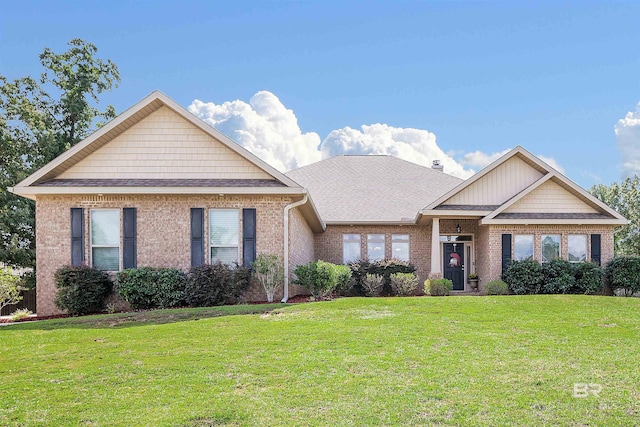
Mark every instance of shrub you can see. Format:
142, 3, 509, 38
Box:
484, 279, 509, 295
185, 262, 251, 307
348, 258, 416, 295
54, 265, 112, 315
0, 267, 22, 311
11, 308, 32, 321
362, 273, 384, 297
574, 262, 603, 294
334, 264, 353, 295
389, 272, 418, 296
541, 259, 576, 294
115, 267, 187, 309
252, 254, 284, 303
293, 260, 341, 299
502, 259, 543, 295
424, 278, 453, 296
605, 256, 640, 296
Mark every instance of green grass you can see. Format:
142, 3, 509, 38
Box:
1, 296, 639, 426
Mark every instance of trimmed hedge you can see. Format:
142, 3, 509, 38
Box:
503, 259, 604, 295
502, 259, 543, 295
293, 260, 351, 299
362, 273, 384, 297
424, 278, 453, 296
484, 279, 509, 295
115, 267, 187, 309
185, 262, 251, 307
605, 256, 640, 296
389, 272, 419, 296
54, 265, 112, 315
348, 258, 416, 296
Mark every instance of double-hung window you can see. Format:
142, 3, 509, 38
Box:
568, 235, 587, 262
514, 235, 534, 261
541, 234, 561, 262
391, 234, 410, 262
90, 209, 120, 271
210, 209, 239, 264
342, 234, 361, 264
367, 234, 385, 261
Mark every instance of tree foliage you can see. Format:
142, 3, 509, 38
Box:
0, 39, 120, 269
590, 176, 640, 256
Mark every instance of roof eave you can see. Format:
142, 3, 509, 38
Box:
324, 220, 418, 226
10, 186, 307, 197
480, 218, 628, 225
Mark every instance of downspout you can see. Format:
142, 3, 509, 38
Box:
282, 193, 308, 303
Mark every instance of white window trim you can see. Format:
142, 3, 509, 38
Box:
208, 208, 240, 264
514, 234, 534, 261
391, 234, 410, 262
367, 233, 386, 261
568, 234, 588, 263
90, 208, 121, 272
541, 234, 562, 263
342, 233, 362, 264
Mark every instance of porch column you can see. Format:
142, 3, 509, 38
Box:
430, 218, 442, 278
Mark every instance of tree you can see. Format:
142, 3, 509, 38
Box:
590, 175, 640, 256
0, 266, 22, 311
0, 39, 120, 269
252, 254, 284, 302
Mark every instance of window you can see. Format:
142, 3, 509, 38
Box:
391, 234, 410, 262
209, 209, 239, 264
91, 209, 120, 271
541, 234, 561, 262
342, 234, 361, 263
367, 234, 385, 261
568, 235, 587, 262
514, 235, 534, 261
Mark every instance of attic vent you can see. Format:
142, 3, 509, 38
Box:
432, 160, 444, 172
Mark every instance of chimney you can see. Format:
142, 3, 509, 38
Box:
432, 160, 444, 172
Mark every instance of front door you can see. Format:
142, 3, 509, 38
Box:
443, 242, 465, 291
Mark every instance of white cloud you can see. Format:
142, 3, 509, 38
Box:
461, 149, 564, 174
615, 102, 640, 178
188, 91, 563, 180
320, 124, 475, 178
460, 149, 511, 169
189, 91, 322, 172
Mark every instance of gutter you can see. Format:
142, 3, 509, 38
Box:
282, 193, 308, 303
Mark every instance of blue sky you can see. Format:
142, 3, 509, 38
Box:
2, 1, 639, 187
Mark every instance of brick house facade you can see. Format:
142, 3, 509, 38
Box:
10, 91, 626, 316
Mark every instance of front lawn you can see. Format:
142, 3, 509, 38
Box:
1, 296, 639, 426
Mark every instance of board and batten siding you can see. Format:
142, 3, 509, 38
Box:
503, 180, 599, 214
445, 156, 544, 205
57, 106, 272, 181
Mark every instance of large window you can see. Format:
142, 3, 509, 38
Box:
391, 234, 410, 262
541, 234, 561, 262
514, 235, 534, 261
209, 209, 239, 264
342, 234, 361, 263
367, 234, 385, 261
568, 235, 587, 262
91, 209, 120, 271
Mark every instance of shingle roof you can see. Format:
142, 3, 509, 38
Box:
495, 212, 613, 220
35, 179, 286, 188
435, 204, 500, 211
285, 156, 463, 223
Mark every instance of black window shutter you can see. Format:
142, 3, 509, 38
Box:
501, 234, 512, 274
123, 208, 137, 269
70, 208, 84, 266
591, 234, 601, 265
243, 208, 257, 268
191, 208, 204, 267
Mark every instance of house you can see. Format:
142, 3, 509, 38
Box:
9, 91, 627, 316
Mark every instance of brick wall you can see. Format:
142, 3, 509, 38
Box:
314, 224, 433, 284
476, 224, 616, 292
288, 206, 315, 297
35, 193, 301, 315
